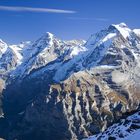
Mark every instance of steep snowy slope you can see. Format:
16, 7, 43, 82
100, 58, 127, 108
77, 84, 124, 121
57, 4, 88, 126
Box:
85, 111, 140, 140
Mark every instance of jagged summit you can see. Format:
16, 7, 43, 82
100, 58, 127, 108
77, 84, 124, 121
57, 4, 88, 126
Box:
86, 23, 131, 49
41, 32, 54, 40
45, 32, 54, 38
109, 22, 131, 39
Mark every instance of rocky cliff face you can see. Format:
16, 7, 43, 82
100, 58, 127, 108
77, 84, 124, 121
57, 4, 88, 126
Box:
0, 23, 140, 140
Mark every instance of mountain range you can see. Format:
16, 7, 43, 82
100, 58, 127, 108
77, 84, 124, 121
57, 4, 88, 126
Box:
0, 23, 140, 140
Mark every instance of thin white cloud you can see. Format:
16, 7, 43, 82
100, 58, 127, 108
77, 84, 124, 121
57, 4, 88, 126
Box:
68, 17, 108, 21
0, 5, 76, 14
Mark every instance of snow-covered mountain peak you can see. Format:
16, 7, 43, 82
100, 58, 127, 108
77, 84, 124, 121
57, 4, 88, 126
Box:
85, 23, 134, 51
45, 32, 54, 39
6, 32, 86, 78
111, 22, 129, 29
110, 23, 131, 39
31, 32, 56, 51
41, 32, 54, 41
53, 23, 140, 82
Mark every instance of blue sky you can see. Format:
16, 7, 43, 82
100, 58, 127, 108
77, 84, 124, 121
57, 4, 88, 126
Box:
0, 0, 140, 44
